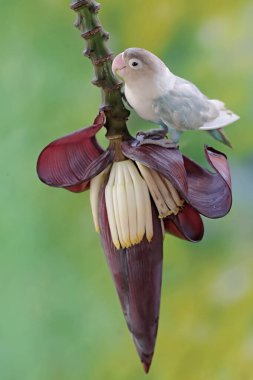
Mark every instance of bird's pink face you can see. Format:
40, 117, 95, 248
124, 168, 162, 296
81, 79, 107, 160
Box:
112, 51, 145, 82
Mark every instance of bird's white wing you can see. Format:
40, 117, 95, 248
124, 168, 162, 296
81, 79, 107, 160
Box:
152, 77, 220, 131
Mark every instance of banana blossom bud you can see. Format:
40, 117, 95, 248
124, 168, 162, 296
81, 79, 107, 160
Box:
37, 112, 232, 372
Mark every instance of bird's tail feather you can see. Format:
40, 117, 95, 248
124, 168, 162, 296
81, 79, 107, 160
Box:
207, 129, 232, 148
199, 111, 239, 130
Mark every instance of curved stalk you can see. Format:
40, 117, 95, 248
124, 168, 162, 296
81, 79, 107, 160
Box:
70, 0, 131, 139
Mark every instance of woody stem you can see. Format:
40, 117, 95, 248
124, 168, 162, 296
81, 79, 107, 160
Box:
70, 0, 131, 139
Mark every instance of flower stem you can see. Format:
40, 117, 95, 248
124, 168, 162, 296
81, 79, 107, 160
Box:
70, 0, 131, 140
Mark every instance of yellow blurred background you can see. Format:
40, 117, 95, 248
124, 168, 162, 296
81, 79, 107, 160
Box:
0, 1, 253, 379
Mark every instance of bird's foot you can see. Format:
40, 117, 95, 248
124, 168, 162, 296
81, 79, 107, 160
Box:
135, 129, 178, 148
136, 128, 168, 140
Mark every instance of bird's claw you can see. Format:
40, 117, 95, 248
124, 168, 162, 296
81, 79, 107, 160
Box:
135, 130, 179, 148
136, 129, 168, 141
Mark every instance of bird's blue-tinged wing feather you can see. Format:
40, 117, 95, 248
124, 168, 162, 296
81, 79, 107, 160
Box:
152, 77, 218, 131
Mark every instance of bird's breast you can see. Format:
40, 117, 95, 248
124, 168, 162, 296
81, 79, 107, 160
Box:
125, 86, 158, 122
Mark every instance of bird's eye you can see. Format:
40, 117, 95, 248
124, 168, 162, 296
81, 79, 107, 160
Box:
129, 58, 142, 69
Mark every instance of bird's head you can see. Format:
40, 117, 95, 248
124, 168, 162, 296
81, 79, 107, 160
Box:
112, 48, 167, 85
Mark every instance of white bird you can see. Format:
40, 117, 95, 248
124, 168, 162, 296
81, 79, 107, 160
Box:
112, 47, 239, 146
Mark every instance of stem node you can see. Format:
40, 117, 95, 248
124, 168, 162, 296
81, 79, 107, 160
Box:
81, 26, 102, 39
70, 0, 100, 13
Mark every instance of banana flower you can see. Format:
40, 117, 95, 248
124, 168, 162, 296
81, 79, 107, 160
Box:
37, 111, 232, 372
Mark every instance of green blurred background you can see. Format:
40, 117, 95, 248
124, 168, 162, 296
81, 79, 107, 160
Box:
0, 1, 253, 379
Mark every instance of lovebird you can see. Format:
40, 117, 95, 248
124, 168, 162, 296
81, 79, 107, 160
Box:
112, 48, 239, 146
